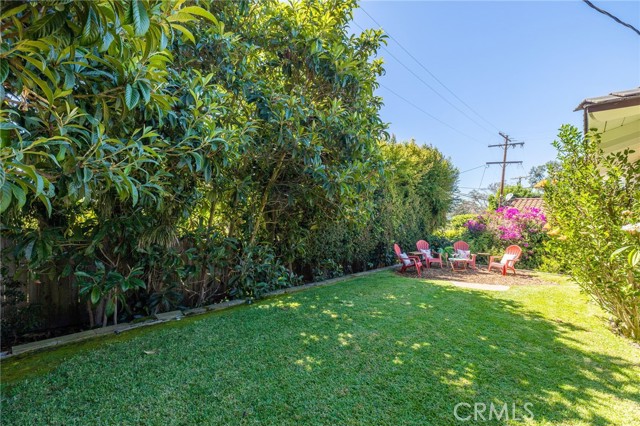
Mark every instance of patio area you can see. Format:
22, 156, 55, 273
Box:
398, 264, 564, 287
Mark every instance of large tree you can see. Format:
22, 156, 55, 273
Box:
0, 0, 391, 322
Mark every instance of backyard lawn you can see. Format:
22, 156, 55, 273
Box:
2, 271, 639, 426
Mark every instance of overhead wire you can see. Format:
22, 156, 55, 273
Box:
458, 164, 486, 174
359, 6, 502, 133
478, 164, 488, 189
378, 83, 485, 144
582, 0, 640, 36
352, 20, 495, 136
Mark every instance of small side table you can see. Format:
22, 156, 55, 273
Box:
449, 257, 471, 272
475, 252, 491, 265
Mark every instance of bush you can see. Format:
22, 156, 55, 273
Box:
0, 2, 457, 341
544, 125, 640, 340
230, 245, 301, 301
463, 206, 549, 269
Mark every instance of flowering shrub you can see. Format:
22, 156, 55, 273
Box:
544, 125, 640, 340
463, 206, 548, 268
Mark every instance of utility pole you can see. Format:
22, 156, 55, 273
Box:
486, 132, 524, 207
510, 176, 529, 186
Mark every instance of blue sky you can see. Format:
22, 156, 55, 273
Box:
350, 1, 640, 194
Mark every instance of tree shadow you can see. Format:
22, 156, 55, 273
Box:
286, 278, 639, 425
2, 274, 638, 425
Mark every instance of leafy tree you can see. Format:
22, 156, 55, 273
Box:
528, 160, 560, 186
451, 189, 489, 215
374, 139, 458, 247
544, 125, 639, 340
0, 0, 458, 337
1, 0, 228, 324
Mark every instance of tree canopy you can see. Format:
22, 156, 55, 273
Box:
1, 1, 457, 336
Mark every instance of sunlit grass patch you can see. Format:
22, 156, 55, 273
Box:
2, 271, 638, 425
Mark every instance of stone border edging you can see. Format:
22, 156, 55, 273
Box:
6, 265, 399, 359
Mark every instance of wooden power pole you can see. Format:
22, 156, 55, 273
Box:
486, 132, 524, 207
510, 176, 529, 185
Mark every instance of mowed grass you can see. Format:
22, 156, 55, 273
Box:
1, 271, 639, 425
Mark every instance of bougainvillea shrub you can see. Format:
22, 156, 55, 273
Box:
463, 206, 548, 269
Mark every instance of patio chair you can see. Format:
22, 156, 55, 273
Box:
393, 243, 422, 276
452, 241, 477, 269
488, 245, 522, 276
416, 240, 443, 268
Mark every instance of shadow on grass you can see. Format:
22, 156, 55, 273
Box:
1, 273, 638, 425
288, 278, 638, 425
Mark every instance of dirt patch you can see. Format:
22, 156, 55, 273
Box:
397, 264, 559, 286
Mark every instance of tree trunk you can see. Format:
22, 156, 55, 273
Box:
249, 151, 286, 247
86, 300, 95, 328
113, 294, 118, 326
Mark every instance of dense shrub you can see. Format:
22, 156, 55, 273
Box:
462, 206, 549, 269
0, 1, 456, 340
544, 125, 639, 340
433, 214, 475, 242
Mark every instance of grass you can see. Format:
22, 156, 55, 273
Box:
1, 271, 639, 425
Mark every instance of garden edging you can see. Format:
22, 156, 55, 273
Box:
5, 265, 399, 359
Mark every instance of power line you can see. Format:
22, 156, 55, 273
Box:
359, 6, 501, 133
378, 83, 485, 144
352, 20, 495, 136
478, 164, 488, 189
459, 164, 486, 174
582, 0, 640, 36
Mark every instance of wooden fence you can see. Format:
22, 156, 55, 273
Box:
1, 238, 86, 332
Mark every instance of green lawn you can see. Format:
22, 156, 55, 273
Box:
2, 271, 639, 425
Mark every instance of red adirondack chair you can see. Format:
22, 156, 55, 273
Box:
393, 243, 422, 276
453, 241, 477, 269
416, 240, 443, 268
488, 245, 522, 276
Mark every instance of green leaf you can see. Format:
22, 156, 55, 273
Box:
0, 59, 8, 84
125, 84, 140, 110
11, 184, 26, 209
137, 81, 151, 104
91, 286, 101, 304
191, 152, 203, 172
105, 298, 115, 316
63, 67, 76, 90
179, 6, 219, 25
24, 239, 35, 261
22, 68, 54, 104
610, 246, 630, 260
75, 271, 93, 279
37, 193, 52, 217
100, 30, 115, 52
80, 5, 102, 45
0, 4, 27, 21
128, 0, 150, 37
83, 167, 93, 183
172, 24, 195, 44
0, 183, 12, 213
130, 180, 139, 206
27, 11, 66, 38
